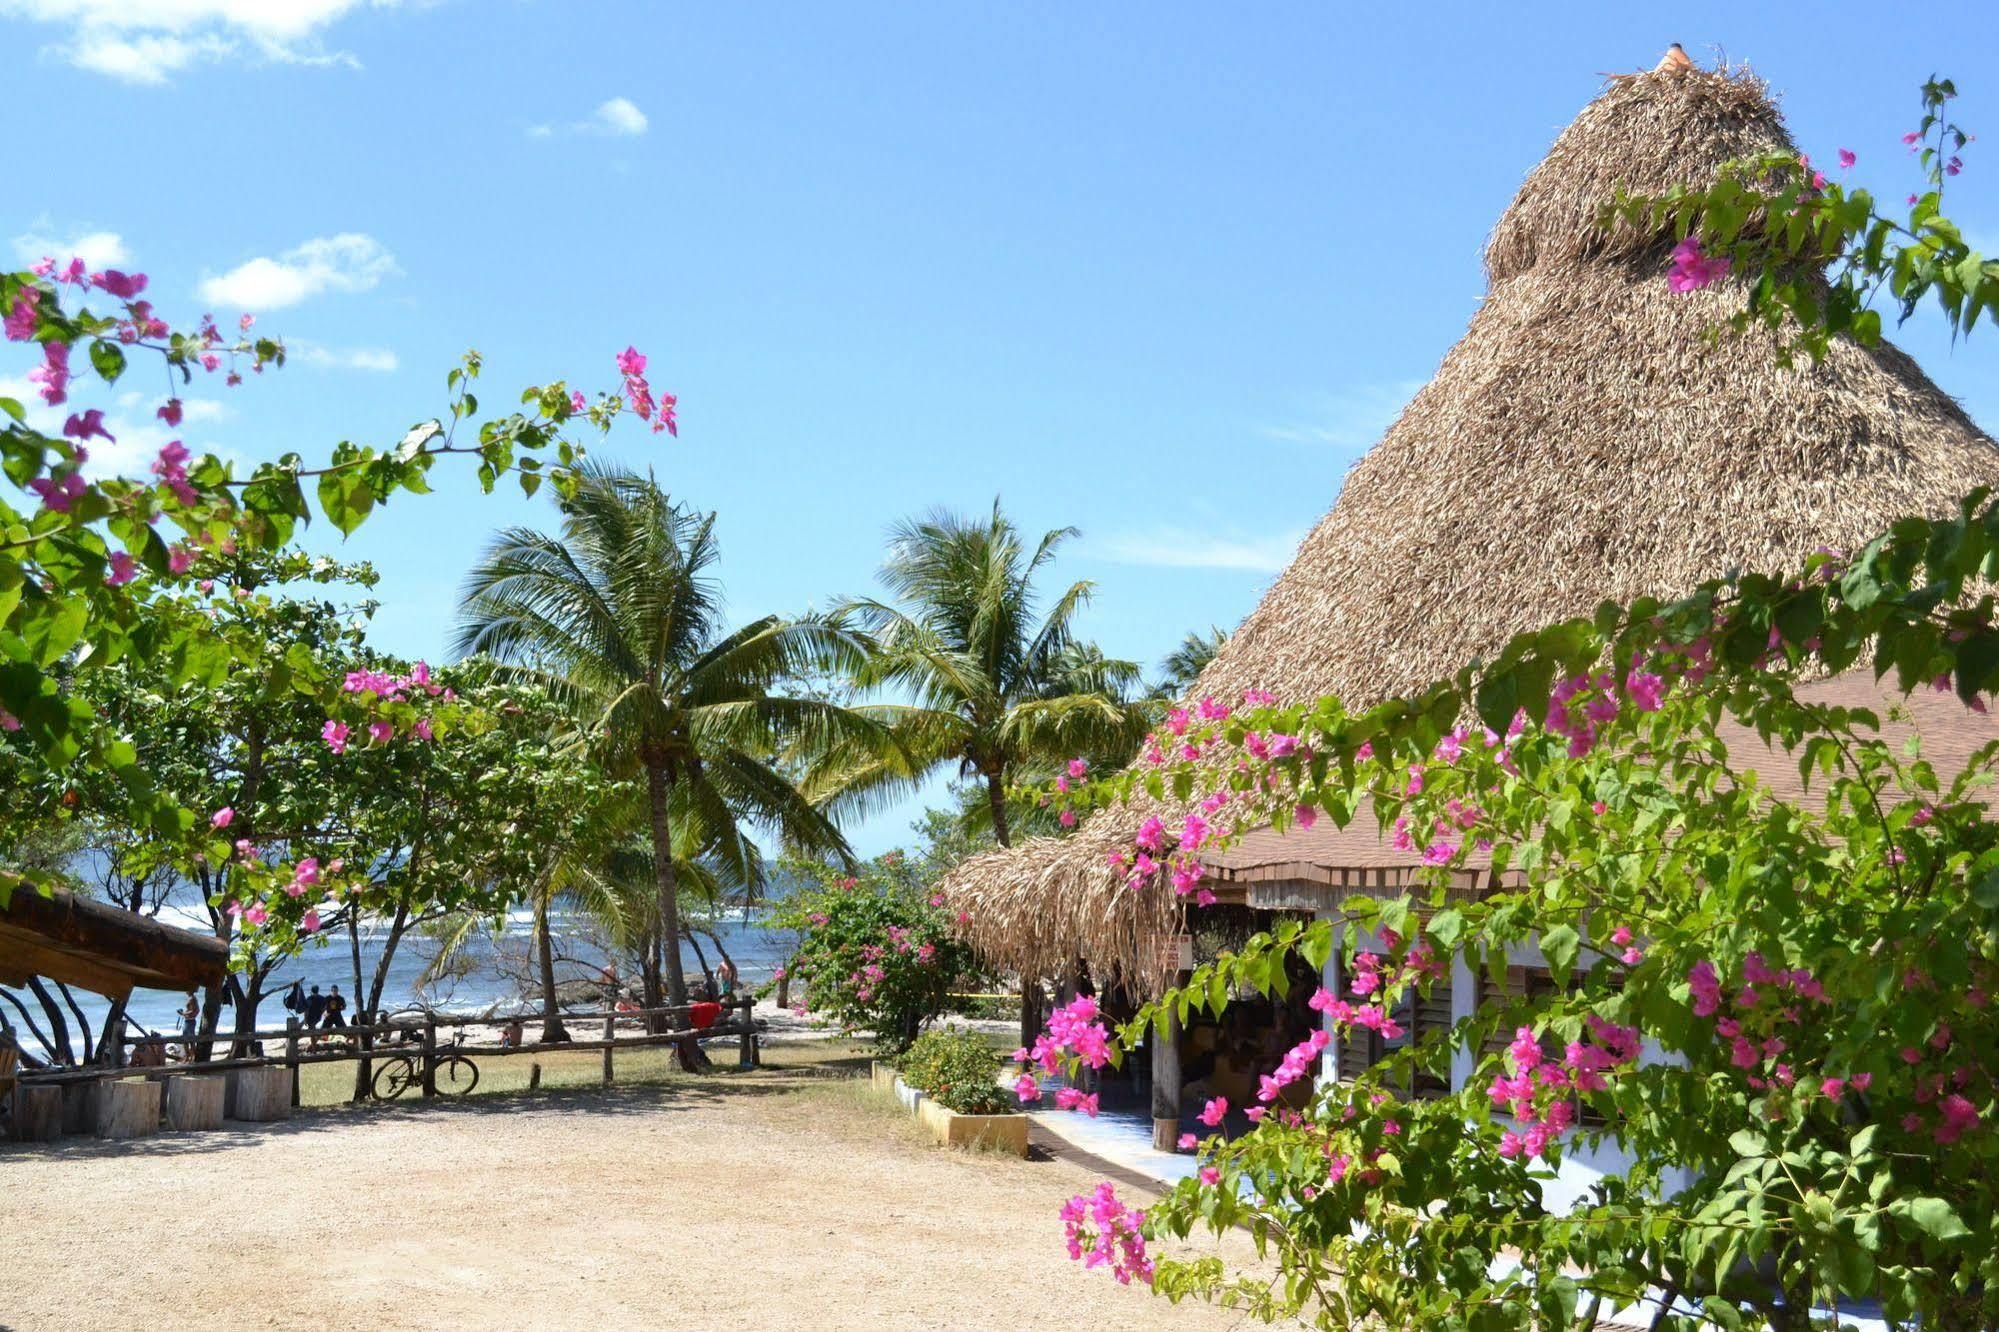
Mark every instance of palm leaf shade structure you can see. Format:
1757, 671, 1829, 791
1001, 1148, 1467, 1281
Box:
938, 54, 1999, 994
455, 464, 891, 1023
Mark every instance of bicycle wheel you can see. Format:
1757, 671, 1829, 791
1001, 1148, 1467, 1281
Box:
372, 1056, 415, 1100
436, 1055, 479, 1096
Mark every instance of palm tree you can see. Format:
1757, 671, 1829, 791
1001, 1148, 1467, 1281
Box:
1156, 626, 1228, 698
830, 502, 1149, 1048
455, 464, 889, 1024
831, 501, 1151, 849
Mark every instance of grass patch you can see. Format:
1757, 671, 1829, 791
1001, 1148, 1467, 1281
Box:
292, 1036, 877, 1110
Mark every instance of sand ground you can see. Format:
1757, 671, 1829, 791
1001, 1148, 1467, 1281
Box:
0, 1047, 1263, 1331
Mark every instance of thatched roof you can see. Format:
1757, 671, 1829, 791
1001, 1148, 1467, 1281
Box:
0, 889, 229, 1000
941, 54, 1999, 988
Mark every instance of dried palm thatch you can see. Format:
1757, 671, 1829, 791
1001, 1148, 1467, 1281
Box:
942, 56, 1999, 990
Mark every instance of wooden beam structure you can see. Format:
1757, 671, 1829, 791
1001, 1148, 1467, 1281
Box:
0, 888, 229, 1001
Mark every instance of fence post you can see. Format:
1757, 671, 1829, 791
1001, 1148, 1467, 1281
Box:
601, 1010, 616, 1085
421, 1016, 438, 1098
285, 1018, 301, 1108
738, 997, 757, 1070
107, 1012, 128, 1069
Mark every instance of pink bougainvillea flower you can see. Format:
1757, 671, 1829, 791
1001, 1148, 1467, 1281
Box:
4, 287, 40, 341
168, 544, 195, 574
157, 398, 183, 427
1176, 1133, 1196, 1150
300, 910, 321, 934
1903, 130, 1922, 148
615, 346, 648, 377
1945, 156, 1963, 176
90, 269, 148, 299
1666, 236, 1731, 292
104, 551, 139, 587
0, 709, 20, 732
28, 341, 71, 405
1198, 1096, 1228, 1127
211, 807, 234, 829
1837, 147, 1856, 169
1067, 758, 1088, 779
66, 409, 118, 443
322, 719, 351, 754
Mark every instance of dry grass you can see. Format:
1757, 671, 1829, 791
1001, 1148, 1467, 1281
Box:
0, 1043, 1266, 1331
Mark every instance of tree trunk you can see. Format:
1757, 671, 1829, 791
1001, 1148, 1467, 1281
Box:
986, 773, 1013, 848
25, 978, 74, 1065
645, 762, 691, 1008
349, 913, 372, 1100
644, 761, 708, 1072
1019, 977, 1043, 1054
535, 891, 569, 1044
685, 928, 713, 996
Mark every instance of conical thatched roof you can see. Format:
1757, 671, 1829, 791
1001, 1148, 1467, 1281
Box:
941, 57, 1999, 988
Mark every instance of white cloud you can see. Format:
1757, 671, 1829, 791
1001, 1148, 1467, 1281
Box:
10, 225, 129, 269
1, 0, 388, 83
529, 95, 650, 139
197, 233, 399, 311
290, 340, 399, 372
1093, 529, 1304, 574
1259, 380, 1423, 450
592, 97, 647, 136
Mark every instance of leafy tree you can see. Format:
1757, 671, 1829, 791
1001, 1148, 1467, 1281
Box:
0, 257, 672, 909
771, 852, 981, 1053
455, 463, 888, 1022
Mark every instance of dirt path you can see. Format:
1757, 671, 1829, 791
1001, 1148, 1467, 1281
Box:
1, 1063, 1259, 1331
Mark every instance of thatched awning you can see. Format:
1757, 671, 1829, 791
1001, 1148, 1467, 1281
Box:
0, 889, 229, 1001
942, 55, 1999, 990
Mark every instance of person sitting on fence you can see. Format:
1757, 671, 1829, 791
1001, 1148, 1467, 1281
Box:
127, 1033, 167, 1069
323, 986, 349, 1041
716, 960, 738, 1001
500, 1018, 524, 1048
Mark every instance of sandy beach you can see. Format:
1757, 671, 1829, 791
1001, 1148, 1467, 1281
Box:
0, 1046, 1261, 1331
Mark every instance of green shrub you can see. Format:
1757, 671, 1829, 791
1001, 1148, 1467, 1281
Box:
896, 1028, 1013, 1115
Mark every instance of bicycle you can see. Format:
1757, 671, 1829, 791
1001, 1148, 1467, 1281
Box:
371, 1028, 479, 1100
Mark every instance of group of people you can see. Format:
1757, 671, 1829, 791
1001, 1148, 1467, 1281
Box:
281, 981, 350, 1049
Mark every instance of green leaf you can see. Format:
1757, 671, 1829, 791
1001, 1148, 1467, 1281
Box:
88, 339, 126, 384
1899, 1196, 1970, 1241
1541, 923, 1578, 984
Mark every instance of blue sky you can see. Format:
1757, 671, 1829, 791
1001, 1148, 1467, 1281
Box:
6, 2, 1997, 853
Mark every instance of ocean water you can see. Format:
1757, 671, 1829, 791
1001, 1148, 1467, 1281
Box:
52, 896, 799, 1047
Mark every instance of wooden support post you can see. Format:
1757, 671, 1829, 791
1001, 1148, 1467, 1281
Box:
93, 1078, 161, 1140
225, 1067, 292, 1122
106, 1013, 128, 1068
9, 1084, 63, 1142
528, 1062, 541, 1091
775, 963, 791, 1010
61, 1081, 94, 1133
163, 1074, 226, 1131
420, 1017, 438, 1098
738, 998, 756, 1069
601, 1010, 615, 1085
285, 1018, 301, 1108
1151, 1009, 1183, 1152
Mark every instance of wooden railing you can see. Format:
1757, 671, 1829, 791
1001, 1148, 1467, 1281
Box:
19, 999, 762, 1102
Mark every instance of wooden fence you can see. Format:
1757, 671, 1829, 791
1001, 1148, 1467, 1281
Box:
17, 999, 762, 1107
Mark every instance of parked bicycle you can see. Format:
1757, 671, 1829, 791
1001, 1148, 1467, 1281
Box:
371, 1028, 479, 1100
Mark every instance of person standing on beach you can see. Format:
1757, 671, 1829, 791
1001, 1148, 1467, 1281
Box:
303, 985, 327, 1049
177, 993, 199, 1060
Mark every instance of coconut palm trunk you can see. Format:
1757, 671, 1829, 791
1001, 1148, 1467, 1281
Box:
645, 760, 709, 1070
534, 893, 568, 1044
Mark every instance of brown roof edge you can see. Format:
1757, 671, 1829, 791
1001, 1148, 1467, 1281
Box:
1, 887, 230, 996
